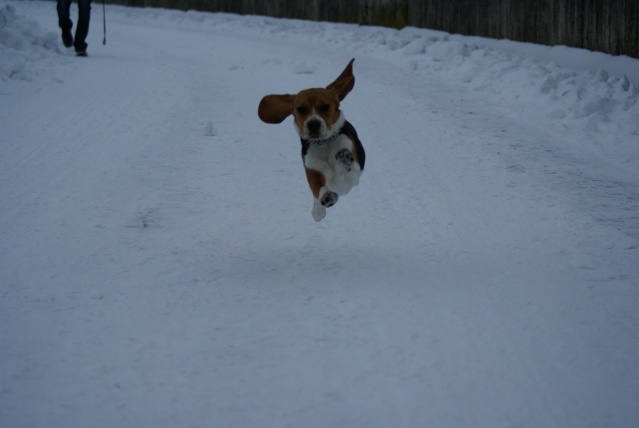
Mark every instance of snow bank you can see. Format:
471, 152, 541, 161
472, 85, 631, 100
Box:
0, 3, 60, 80
384, 30, 639, 166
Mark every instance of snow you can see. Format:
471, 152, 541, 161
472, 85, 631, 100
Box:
0, 2, 60, 79
1, 1, 638, 427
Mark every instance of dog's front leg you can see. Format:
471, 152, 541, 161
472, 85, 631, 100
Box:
328, 142, 361, 196
305, 168, 338, 222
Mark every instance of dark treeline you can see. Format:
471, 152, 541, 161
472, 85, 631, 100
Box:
105, 0, 638, 58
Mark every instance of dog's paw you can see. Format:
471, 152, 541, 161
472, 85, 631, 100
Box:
335, 149, 354, 169
320, 191, 339, 208
312, 201, 326, 222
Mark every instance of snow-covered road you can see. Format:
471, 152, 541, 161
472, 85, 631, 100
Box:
1, 2, 638, 427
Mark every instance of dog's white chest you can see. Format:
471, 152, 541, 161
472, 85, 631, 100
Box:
303, 135, 346, 171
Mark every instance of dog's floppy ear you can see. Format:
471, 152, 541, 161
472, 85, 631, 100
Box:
326, 58, 355, 101
258, 94, 296, 124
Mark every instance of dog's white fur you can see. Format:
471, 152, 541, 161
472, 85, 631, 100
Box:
303, 114, 360, 221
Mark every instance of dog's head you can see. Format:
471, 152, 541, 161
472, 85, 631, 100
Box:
258, 59, 355, 140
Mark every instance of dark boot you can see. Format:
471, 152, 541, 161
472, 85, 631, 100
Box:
73, 0, 92, 55
57, 0, 73, 48
61, 31, 73, 48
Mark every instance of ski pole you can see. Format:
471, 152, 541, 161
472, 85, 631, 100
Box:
102, 0, 107, 45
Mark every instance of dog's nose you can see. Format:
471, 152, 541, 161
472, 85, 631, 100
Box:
307, 120, 321, 134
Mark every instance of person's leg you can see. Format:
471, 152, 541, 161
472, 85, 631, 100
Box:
74, 0, 92, 53
57, 0, 73, 47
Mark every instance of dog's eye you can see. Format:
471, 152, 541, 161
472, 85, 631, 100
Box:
319, 104, 330, 112
297, 106, 308, 115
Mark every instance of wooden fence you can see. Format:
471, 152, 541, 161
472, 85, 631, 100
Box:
105, 0, 638, 58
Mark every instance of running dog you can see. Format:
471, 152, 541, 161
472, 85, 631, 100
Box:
258, 59, 365, 222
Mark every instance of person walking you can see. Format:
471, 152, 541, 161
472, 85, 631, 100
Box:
57, 0, 92, 57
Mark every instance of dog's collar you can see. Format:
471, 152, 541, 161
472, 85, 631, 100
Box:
304, 133, 340, 146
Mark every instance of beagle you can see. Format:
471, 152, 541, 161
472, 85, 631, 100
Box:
258, 59, 365, 222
